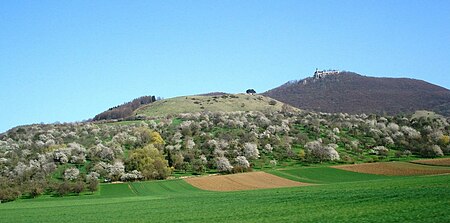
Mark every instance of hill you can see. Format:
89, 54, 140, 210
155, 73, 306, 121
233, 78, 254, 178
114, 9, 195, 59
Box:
263, 71, 450, 116
134, 94, 297, 117
2, 96, 450, 203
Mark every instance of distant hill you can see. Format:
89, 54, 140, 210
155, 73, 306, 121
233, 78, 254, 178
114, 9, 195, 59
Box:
134, 94, 297, 117
93, 95, 157, 121
263, 71, 450, 116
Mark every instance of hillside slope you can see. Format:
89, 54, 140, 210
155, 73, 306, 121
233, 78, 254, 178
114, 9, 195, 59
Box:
93, 95, 156, 121
264, 72, 450, 115
135, 94, 297, 117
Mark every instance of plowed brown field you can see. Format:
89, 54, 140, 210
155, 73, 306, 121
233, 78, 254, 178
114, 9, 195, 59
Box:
410, 158, 450, 166
332, 162, 450, 176
184, 172, 309, 191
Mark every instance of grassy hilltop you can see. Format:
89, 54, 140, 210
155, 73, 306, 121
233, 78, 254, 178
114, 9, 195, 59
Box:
135, 94, 295, 117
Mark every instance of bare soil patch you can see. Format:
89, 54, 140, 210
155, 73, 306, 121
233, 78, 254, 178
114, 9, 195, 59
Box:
184, 172, 309, 191
332, 162, 450, 176
410, 158, 450, 166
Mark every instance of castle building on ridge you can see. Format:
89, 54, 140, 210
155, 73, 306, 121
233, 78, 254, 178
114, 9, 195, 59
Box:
313, 68, 340, 79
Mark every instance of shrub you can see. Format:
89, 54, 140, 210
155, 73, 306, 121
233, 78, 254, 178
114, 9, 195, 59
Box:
395, 150, 403, 158
298, 150, 306, 161
53, 150, 69, 164
234, 156, 250, 170
185, 139, 195, 150
325, 144, 340, 161
179, 162, 191, 173
442, 145, 450, 155
263, 144, 273, 153
90, 144, 115, 162
401, 126, 421, 140
125, 144, 171, 180
439, 135, 450, 146
420, 145, 444, 158
269, 159, 277, 168
107, 161, 125, 181
371, 146, 389, 156
26, 180, 47, 198
56, 182, 71, 197
149, 131, 165, 149
87, 178, 99, 193
72, 181, 85, 195
0, 187, 21, 203
63, 167, 80, 181
304, 140, 340, 162
120, 170, 143, 182
86, 172, 100, 181
268, 100, 277, 105
216, 157, 233, 173
192, 159, 206, 174
403, 150, 412, 156
243, 143, 260, 160
68, 142, 86, 164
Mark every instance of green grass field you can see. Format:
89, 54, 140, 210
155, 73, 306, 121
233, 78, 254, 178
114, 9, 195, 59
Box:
1, 168, 449, 222
266, 166, 399, 183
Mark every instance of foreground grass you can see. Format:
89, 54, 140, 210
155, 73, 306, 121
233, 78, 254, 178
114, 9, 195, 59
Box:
0, 170, 449, 222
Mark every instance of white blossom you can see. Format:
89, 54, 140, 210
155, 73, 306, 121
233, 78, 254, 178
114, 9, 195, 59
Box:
263, 144, 273, 153
243, 142, 260, 160
234, 156, 250, 169
64, 167, 80, 181
216, 157, 233, 172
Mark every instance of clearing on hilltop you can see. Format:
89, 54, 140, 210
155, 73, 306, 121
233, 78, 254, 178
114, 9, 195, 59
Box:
134, 94, 297, 118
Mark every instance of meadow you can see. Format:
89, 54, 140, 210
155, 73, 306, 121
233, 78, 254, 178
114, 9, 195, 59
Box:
1, 167, 449, 223
134, 94, 290, 117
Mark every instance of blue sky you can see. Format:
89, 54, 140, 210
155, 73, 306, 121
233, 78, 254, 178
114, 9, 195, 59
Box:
1, 0, 449, 133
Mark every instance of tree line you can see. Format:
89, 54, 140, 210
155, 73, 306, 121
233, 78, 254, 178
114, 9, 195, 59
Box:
93, 95, 159, 121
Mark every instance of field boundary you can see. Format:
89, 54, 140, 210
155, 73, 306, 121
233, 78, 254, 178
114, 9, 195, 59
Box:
332, 162, 450, 176
410, 158, 450, 167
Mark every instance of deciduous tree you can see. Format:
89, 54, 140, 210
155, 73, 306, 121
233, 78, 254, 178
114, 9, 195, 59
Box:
125, 144, 171, 180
